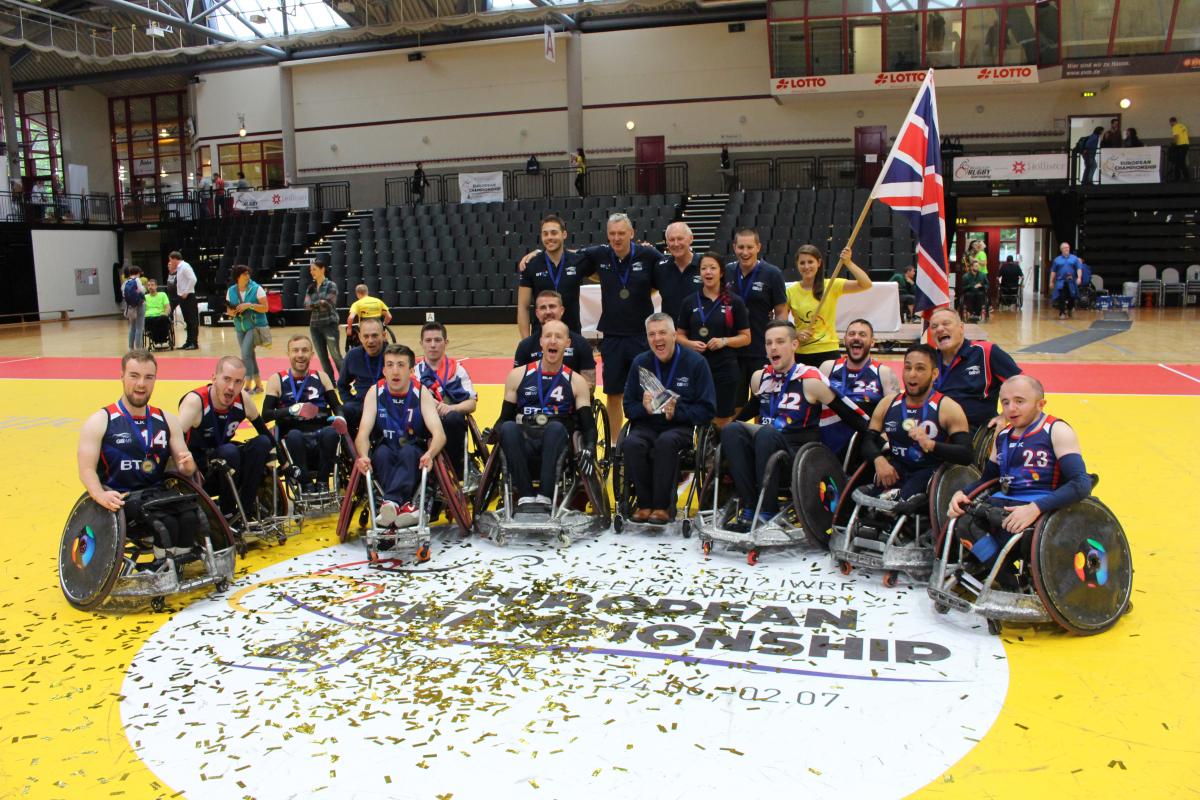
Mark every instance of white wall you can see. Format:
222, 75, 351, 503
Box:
58, 86, 116, 196
194, 65, 284, 173
32, 229, 121, 318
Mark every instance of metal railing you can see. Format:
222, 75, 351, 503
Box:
309, 181, 351, 211
1, 191, 116, 224
776, 157, 818, 189
732, 159, 775, 191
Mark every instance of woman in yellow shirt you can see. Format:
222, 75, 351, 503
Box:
785, 244, 873, 366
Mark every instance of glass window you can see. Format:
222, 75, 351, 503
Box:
1112, 0, 1172, 55
886, 13, 921, 71
848, 16, 882, 73
206, 0, 348, 40
1062, 0, 1116, 59
925, 10, 962, 68
963, 7, 1001, 66
808, 0, 844, 17
771, 21, 809, 76
1036, 0, 1061, 64
1170, 0, 1200, 51
240, 141, 262, 160
1002, 5, 1038, 64
770, 0, 805, 19
810, 19, 845, 75
218, 143, 239, 166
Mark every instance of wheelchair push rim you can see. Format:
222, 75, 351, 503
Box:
59, 494, 126, 611
791, 442, 847, 551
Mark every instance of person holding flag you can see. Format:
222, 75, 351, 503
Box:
786, 244, 873, 367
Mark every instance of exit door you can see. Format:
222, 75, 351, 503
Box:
854, 125, 887, 188
634, 136, 665, 194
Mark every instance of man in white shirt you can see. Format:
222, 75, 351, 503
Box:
167, 250, 199, 350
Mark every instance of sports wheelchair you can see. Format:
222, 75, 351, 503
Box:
997, 279, 1023, 311
333, 418, 473, 563
143, 313, 175, 351
58, 472, 236, 612
610, 423, 717, 538
273, 412, 355, 519
344, 321, 398, 350
473, 422, 609, 548
829, 462, 979, 587
927, 475, 1133, 635
206, 449, 301, 555
694, 441, 847, 565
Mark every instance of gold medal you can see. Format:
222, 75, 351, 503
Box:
619, 288, 631, 299
141, 457, 156, 473
535, 413, 549, 426
901, 418, 917, 432
698, 326, 709, 338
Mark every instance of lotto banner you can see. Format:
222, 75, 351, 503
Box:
231, 187, 311, 211
1099, 147, 1161, 184
772, 65, 1038, 95
458, 171, 506, 203
952, 153, 1068, 182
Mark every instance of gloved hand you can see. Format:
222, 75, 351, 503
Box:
578, 448, 595, 478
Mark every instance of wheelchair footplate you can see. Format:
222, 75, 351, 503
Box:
694, 501, 809, 566
830, 487, 935, 587
111, 537, 236, 603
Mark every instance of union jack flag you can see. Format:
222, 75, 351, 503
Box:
872, 70, 950, 321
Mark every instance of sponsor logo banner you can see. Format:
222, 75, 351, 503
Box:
1062, 53, 1200, 79
458, 170, 506, 203
952, 153, 1069, 182
773, 66, 1037, 95
1099, 146, 1161, 184
231, 187, 311, 211
122, 540, 1007, 798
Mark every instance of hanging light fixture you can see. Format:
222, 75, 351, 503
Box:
237, 113, 247, 138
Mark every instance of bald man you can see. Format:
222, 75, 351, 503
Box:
928, 307, 1021, 432
653, 221, 703, 328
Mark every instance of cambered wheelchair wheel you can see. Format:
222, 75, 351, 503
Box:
593, 403, 613, 481
927, 463, 981, 543
335, 465, 370, 544
59, 495, 125, 611
971, 425, 998, 471
433, 452, 473, 534
791, 443, 847, 550
472, 441, 503, 522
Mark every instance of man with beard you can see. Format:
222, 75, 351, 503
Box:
262, 335, 343, 492
338, 317, 388, 433
818, 318, 899, 459
517, 215, 585, 337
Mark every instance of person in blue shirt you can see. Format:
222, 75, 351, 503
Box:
927, 307, 1022, 432
514, 290, 596, 387
414, 322, 478, 480
620, 312, 716, 524
338, 317, 388, 433
1080, 126, 1102, 185
517, 215, 584, 337
653, 222, 703, 328
1050, 242, 1083, 319
724, 228, 789, 413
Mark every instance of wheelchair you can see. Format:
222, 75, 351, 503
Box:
333, 418, 473, 563
143, 314, 175, 351
473, 424, 610, 548
453, 414, 491, 500
274, 422, 353, 518
58, 472, 236, 612
694, 440, 846, 565
970, 425, 998, 471
610, 423, 717, 537
828, 461, 980, 587
592, 402, 614, 482
207, 450, 299, 555
927, 476, 1133, 635
997, 280, 1023, 311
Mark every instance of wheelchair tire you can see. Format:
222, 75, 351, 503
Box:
1029, 498, 1133, 635
791, 443, 847, 551
971, 425, 998, 471
58, 494, 126, 611
832, 462, 871, 527
163, 471, 235, 552
433, 453, 473, 534
335, 466, 366, 544
473, 443, 503, 520
579, 459, 611, 527
928, 464, 981, 543
593, 404, 612, 480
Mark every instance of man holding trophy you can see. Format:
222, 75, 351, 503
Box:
620, 313, 716, 524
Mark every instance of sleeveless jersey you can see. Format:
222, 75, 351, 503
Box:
516, 362, 577, 420
414, 357, 476, 405
994, 413, 1062, 503
183, 385, 246, 451
99, 402, 171, 492
881, 391, 948, 471
756, 364, 822, 433
828, 356, 886, 411
277, 370, 327, 433
374, 378, 426, 446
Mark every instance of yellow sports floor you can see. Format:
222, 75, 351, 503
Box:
1, 331, 1198, 797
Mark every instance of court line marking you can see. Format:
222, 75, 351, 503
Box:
0, 357, 39, 366
1158, 363, 1200, 384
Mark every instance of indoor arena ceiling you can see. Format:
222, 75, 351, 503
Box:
1, 0, 764, 90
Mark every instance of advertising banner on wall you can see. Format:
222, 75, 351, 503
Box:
133, 158, 157, 176
951, 153, 1068, 182
231, 187, 311, 211
458, 171, 505, 203
772, 66, 1039, 96
1062, 54, 1200, 79
1099, 146, 1161, 184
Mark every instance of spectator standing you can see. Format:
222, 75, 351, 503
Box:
890, 264, 917, 321
1168, 116, 1190, 182
122, 266, 146, 351
1050, 242, 1083, 320
412, 163, 430, 204
305, 254, 343, 379
1080, 126, 1103, 185
572, 148, 587, 198
213, 174, 226, 218
1101, 117, 1122, 149
226, 265, 270, 392
236, 171, 250, 191
1123, 127, 1143, 147
167, 250, 199, 350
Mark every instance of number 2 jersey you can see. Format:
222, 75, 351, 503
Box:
992, 413, 1063, 504
275, 370, 329, 434
99, 403, 171, 491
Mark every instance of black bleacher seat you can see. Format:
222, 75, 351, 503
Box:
417, 289, 436, 307
397, 290, 417, 308
435, 289, 455, 307
471, 289, 491, 306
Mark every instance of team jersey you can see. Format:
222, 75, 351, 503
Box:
182, 385, 246, 452
374, 379, 426, 446
516, 362, 578, 420
414, 357, 476, 405
756, 363, 823, 433
820, 358, 886, 456
724, 260, 787, 360
520, 252, 585, 334
881, 391, 949, 471
653, 253, 702, 327
993, 413, 1063, 503
576, 244, 662, 337
513, 331, 596, 374
98, 401, 171, 492
276, 370, 328, 433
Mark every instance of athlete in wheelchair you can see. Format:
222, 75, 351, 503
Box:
818, 318, 899, 471
61, 350, 235, 612
929, 375, 1132, 635
829, 344, 976, 586
262, 334, 346, 517
695, 321, 869, 564
142, 278, 175, 351
611, 312, 716, 534
475, 320, 608, 547
414, 321, 488, 495
178, 355, 278, 553
335, 343, 472, 562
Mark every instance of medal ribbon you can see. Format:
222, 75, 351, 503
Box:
382, 384, 417, 438
610, 243, 637, 295
766, 363, 799, 422
735, 260, 762, 301
536, 360, 567, 413
116, 399, 156, 460
654, 345, 682, 394
693, 292, 722, 336
544, 252, 564, 293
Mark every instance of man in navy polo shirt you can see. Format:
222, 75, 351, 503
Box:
517, 214, 584, 336
337, 317, 387, 433
514, 290, 596, 387
725, 228, 789, 414
928, 307, 1021, 431
653, 222, 702, 327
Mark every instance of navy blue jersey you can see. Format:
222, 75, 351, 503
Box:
623, 346, 717, 430
514, 331, 596, 374
414, 357, 476, 405
98, 402, 171, 492
182, 385, 246, 452
881, 391, 949, 471
820, 357, 887, 455
516, 362, 578, 419
934, 340, 1021, 429
756, 363, 823, 433
576, 244, 663, 336
519, 251, 584, 333
993, 413, 1063, 504
677, 290, 749, 371
276, 370, 328, 433
338, 346, 386, 403
653, 253, 703, 327
724, 260, 788, 360
374, 379, 427, 446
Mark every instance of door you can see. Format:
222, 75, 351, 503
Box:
634, 136, 665, 194
854, 126, 887, 188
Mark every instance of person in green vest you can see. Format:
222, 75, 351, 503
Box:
143, 278, 173, 346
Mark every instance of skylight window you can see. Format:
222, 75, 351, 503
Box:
207, 0, 348, 40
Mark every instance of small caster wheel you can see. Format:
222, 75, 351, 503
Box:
613, 515, 624, 533
934, 602, 950, 615
986, 618, 1002, 636
416, 545, 431, 563
839, 560, 852, 576
215, 579, 229, 593
494, 531, 509, 547
882, 571, 898, 588
556, 533, 571, 549
358, 508, 369, 528
701, 540, 712, 556
681, 519, 692, 539
747, 549, 760, 566
236, 540, 248, 558
277, 535, 288, 546
367, 547, 379, 562
151, 596, 166, 613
